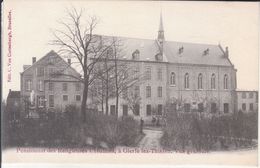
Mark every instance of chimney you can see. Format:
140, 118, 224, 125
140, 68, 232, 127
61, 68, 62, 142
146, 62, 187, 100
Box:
225, 47, 229, 57
68, 59, 71, 65
32, 57, 36, 64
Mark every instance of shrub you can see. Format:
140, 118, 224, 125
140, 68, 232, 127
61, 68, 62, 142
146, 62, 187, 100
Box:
117, 116, 139, 146
3, 104, 140, 149
161, 111, 258, 152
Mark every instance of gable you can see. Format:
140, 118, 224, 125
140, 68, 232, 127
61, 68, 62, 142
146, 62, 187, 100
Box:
22, 50, 81, 79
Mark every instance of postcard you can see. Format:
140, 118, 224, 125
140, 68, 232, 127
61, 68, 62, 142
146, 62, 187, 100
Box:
1, 1, 259, 168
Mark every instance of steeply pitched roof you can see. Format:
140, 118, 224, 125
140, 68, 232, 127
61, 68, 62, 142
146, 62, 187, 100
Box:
164, 41, 231, 66
21, 50, 81, 77
108, 36, 232, 66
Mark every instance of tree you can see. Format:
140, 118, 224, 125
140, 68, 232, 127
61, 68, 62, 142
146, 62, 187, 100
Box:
111, 38, 143, 116
125, 89, 141, 116
90, 55, 114, 115
90, 37, 142, 117
51, 7, 116, 122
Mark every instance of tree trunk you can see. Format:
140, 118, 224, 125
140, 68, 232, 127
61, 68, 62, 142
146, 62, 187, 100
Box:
101, 79, 104, 113
114, 51, 119, 117
105, 61, 109, 115
81, 76, 89, 122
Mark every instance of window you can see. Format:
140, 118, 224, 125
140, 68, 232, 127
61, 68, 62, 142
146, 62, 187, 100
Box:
36, 67, 44, 77
110, 105, 116, 115
158, 104, 163, 115
133, 67, 140, 79
146, 104, 151, 116
170, 72, 176, 85
123, 88, 128, 98
63, 83, 68, 91
250, 103, 254, 111
74, 83, 81, 91
37, 96, 45, 108
184, 103, 190, 112
242, 92, 246, 99
134, 86, 140, 97
49, 68, 55, 76
157, 68, 162, 80
198, 73, 203, 89
49, 82, 54, 91
134, 104, 140, 116
211, 74, 216, 89
211, 103, 217, 113
123, 105, 128, 116
224, 74, 228, 89
249, 92, 253, 98
198, 103, 204, 112
158, 86, 162, 97
224, 103, 229, 113
49, 95, 54, 107
76, 95, 81, 101
184, 73, 189, 89
145, 67, 151, 80
25, 79, 32, 91
63, 95, 68, 101
38, 80, 44, 91
242, 103, 246, 111
146, 86, 151, 98
107, 47, 113, 56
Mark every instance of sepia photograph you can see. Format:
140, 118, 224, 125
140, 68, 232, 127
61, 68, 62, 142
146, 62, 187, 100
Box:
1, 1, 259, 167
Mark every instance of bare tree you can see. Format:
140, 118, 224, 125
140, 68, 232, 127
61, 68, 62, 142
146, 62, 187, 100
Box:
90, 55, 114, 115
111, 40, 140, 116
125, 89, 141, 116
90, 38, 142, 117
50, 7, 116, 122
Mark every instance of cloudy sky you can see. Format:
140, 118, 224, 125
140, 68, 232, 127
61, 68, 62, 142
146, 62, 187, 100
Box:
2, 1, 259, 99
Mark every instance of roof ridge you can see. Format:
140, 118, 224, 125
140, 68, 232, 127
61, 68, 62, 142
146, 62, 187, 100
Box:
94, 34, 219, 46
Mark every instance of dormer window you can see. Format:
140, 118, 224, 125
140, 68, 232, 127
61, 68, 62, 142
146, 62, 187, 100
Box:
132, 49, 140, 60
155, 53, 163, 61
106, 47, 113, 58
178, 46, 184, 54
203, 48, 209, 55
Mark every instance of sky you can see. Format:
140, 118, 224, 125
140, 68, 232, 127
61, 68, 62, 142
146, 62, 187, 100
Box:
2, 1, 259, 99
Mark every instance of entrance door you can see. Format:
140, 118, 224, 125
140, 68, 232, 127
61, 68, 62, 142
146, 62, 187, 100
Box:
110, 105, 116, 115
211, 103, 217, 113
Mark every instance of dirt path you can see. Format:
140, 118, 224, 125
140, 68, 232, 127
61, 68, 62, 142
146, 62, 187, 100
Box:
138, 128, 163, 150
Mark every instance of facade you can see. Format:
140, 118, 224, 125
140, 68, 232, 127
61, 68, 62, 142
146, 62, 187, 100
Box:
20, 51, 83, 118
19, 14, 240, 120
99, 14, 237, 121
236, 90, 258, 113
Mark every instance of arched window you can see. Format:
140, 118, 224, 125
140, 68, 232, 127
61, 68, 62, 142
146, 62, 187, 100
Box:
211, 74, 216, 89
198, 73, 203, 89
170, 72, 176, 85
184, 73, 189, 89
224, 74, 228, 89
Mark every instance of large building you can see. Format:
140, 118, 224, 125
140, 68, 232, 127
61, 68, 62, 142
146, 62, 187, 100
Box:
19, 14, 239, 120
20, 51, 83, 118
100, 14, 237, 121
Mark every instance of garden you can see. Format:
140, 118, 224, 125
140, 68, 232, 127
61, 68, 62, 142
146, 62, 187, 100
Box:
2, 104, 141, 150
161, 110, 258, 152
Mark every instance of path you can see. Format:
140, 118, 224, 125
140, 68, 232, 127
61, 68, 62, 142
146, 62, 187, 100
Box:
138, 127, 163, 150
